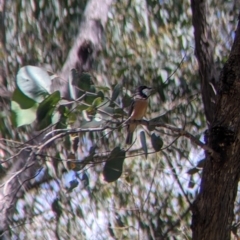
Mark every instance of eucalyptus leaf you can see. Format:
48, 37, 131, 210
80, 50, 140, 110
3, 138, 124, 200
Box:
122, 94, 132, 108
140, 131, 148, 158
197, 158, 205, 168
67, 179, 79, 192
78, 72, 96, 104
103, 147, 126, 182
36, 91, 61, 130
151, 133, 163, 152
160, 69, 168, 82
11, 88, 38, 127
77, 104, 89, 111
51, 198, 62, 217
95, 86, 111, 92
111, 83, 122, 102
97, 91, 105, 100
114, 108, 124, 118
187, 167, 199, 175
37, 91, 61, 122
55, 105, 69, 129
92, 97, 103, 108
78, 72, 93, 92
81, 119, 102, 128
16, 66, 51, 103
80, 172, 89, 189
188, 175, 195, 189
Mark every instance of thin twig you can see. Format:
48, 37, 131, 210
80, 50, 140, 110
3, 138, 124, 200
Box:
139, 120, 213, 153
164, 53, 187, 84
163, 151, 192, 207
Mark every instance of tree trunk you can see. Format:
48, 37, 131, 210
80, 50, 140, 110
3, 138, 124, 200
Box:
53, 0, 113, 99
191, 0, 217, 125
0, 0, 113, 238
191, 4, 240, 240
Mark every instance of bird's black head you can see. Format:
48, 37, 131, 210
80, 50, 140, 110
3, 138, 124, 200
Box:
137, 86, 152, 98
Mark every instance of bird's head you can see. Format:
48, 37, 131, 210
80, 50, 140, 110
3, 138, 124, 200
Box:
137, 86, 152, 98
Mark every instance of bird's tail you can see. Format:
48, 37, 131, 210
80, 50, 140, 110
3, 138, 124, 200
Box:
126, 124, 137, 145
126, 132, 133, 145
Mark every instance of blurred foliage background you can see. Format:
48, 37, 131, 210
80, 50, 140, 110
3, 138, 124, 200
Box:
0, 0, 238, 239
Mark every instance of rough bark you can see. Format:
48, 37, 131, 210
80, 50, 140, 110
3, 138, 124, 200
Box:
0, 149, 41, 239
191, 9, 240, 240
0, 0, 113, 238
52, 0, 113, 99
191, 0, 217, 125
0, 0, 9, 97
0, 0, 5, 49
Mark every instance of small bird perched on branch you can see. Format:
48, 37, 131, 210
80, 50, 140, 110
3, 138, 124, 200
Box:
126, 86, 152, 145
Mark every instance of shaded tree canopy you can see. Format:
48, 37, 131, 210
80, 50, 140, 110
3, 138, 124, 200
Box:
0, 0, 240, 239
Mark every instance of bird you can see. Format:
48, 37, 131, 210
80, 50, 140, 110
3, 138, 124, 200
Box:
126, 86, 152, 145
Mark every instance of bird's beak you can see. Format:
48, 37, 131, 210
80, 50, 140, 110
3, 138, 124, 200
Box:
143, 87, 154, 97
148, 87, 155, 95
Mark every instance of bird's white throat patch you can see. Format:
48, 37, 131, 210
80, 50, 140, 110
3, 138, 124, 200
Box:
142, 88, 152, 97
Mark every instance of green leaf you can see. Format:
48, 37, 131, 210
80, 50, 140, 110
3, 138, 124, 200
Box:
95, 86, 111, 92
113, 108, 124, 118
37, 91, 61, 121
99, 105, 114, 115
97, 91, 105, 100
51, 198, 62, 217
148, 116, 164, 131
122, 94, 132, 108
78, 72, 93, 92
86, 106, 96, 117
197, 158, 205, 168
77, 104, 89, 111
85, 97, 103, 120
140, 131, 148, 158
188, 175, 195, 189
35, 112, 56, 131
155, 81, 166, 102
92, 97, 103, 108
111, 83, 122, 102
160, 69, 168, 82
150, 115, 164, 123
78, 73, 96, 104
80, 172, 89, 189
16, 66, 51, 103
187, 167, 199, 175
98, 105, 114, 120
103, 147, 126, 183
81, 119, 102, 129
11, 88, 38, 127
55, 106, 69, 129
151, 133, 163, 152
0, 164, 6, 178
36, 91, 61, 130
67, 179, 79, 192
